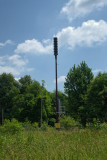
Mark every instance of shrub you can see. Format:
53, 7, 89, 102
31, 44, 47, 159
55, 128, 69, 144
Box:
0, 118, 24, 135
87, 118, 102, 129
22, 120, 33, 131
60, 115, 79, 130
48, 118, 56, 127
101, 122, 107, 129
32, 122, 39, 130
41, 122, 48, 131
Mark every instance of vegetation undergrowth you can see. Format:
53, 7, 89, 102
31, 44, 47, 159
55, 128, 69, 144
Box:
0, 120, 107, 160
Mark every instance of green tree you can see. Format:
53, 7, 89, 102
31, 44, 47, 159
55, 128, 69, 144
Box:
0, 73, 19, 124
12, 94, 25, 121
26, 80, 41, 97
12, 79, 41, 123
19, 75, 33, 93
87, 72, 107, 122
64, 61, 93, 127
12, 79, 53, 124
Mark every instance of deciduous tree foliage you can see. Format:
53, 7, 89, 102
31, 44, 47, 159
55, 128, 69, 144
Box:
0, 73, 19, 123
87, 72, 107, 122
19, 75, 33, 94
13, 79, 53, 124
1, 65, 107, 127
0, 73, 58, 125
64, 61, 93, 127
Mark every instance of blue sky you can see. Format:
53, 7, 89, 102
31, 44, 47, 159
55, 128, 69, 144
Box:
0, 0, 107, 92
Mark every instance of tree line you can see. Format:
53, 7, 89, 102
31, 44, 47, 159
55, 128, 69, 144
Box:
0, 73, 66, 126
0, 61, 107, 127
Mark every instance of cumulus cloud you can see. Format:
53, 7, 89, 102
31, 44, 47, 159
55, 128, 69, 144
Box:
0, 56, 8, 65
92, 69, 102, 74
15, 20, 107, 54
61, 0, 107, 21
15, 39, 52, 55
0, 66, 21, 76
54, 76, 66, 83
56, 20, 107, 49
58, 76, 66, 83
15, 77, 20, 81
92, 69, 102, 73
0, 55, 32, 76
42, 39, 51, 45
0, 40, 13, 47
9, 54, 28, 67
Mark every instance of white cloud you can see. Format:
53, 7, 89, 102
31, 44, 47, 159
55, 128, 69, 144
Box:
0, 40, 13, 47
15, 39, 52, 55
42, 39, 51, 45
92, 69, 102, 74
61, 0, 107, 21
56, 20, 107, 49
0, 66, 21, 76
58, 76, 66, 83
15, 77, 20, 81
0, 55, 32, 76
0, 56, 7, 65
15, 20, 107, 54
9, 54, 28, 67
54, 76, 66, 83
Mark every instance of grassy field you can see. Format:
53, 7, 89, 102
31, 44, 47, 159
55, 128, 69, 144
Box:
0, 127, 107, 160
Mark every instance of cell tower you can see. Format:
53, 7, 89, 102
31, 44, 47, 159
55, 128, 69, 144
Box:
58, 99, 65, 117
53, 37, 60, 129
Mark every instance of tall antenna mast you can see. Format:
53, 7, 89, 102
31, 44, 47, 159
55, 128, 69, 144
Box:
53, 37, 60, 129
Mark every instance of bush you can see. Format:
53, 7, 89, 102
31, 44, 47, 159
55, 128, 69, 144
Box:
86, 118, 102, 129
101, 122, 107, 129
0, 119, 24, 135
48, 118, 56, 127
60, 115, 79, 130
41, 122, 48, 131
32, 122, 39, 130
22, 120, 33, 131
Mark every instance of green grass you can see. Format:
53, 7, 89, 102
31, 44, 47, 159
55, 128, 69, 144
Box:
0, 128, 107, 160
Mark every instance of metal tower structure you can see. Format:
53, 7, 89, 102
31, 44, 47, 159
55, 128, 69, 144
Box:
53, 37, 60, 129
